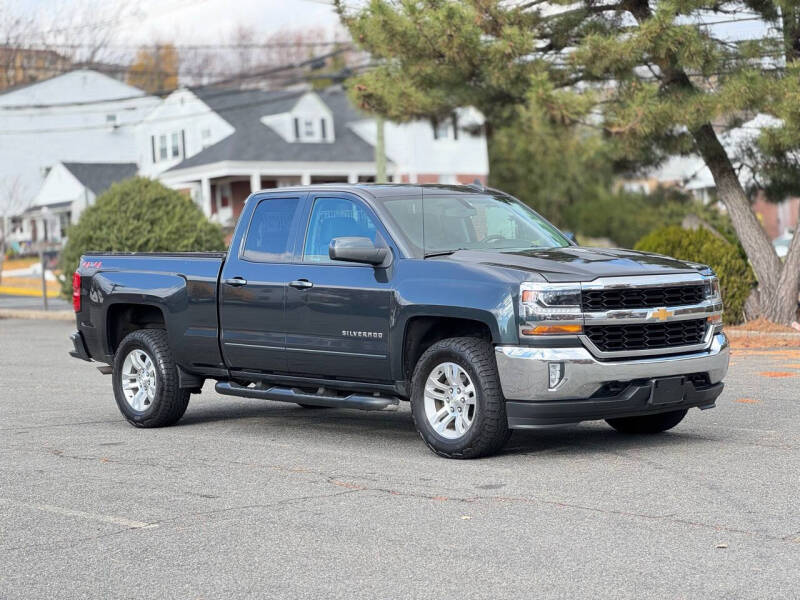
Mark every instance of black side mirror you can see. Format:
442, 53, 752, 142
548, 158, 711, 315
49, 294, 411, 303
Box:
329, 237, 392, 267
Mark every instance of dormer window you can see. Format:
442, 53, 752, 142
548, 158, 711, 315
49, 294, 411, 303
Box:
291, 115, 333, 143
264, 94, 335, 143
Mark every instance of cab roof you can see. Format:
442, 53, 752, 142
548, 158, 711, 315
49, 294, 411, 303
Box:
253, 183, 492, 199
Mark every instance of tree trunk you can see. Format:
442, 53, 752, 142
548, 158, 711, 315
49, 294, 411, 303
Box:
692, 123, 798, 324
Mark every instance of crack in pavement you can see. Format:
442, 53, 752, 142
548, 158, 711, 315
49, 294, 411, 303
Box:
14, 443, 798, 547
321, 479, 798, 544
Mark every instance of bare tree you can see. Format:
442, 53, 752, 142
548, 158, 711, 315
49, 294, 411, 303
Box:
35, 0, 140, 66
179, 26, 356, 90
0, 2, 50, 91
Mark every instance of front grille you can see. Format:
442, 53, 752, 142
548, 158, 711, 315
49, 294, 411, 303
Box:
582, 284, 706, 311
585, 319, 707, 352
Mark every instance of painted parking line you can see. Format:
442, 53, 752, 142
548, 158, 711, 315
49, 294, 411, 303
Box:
0, 498, 157, 529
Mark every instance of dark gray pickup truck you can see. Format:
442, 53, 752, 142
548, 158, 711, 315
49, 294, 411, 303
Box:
69, 184, 729, 458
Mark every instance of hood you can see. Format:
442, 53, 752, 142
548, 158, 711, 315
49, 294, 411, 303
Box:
439, 247, 701, 282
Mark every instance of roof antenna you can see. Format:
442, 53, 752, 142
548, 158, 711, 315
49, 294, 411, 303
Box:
466, 178, 485, 191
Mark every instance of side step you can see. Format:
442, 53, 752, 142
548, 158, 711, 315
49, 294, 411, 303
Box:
215, 381, 400, 411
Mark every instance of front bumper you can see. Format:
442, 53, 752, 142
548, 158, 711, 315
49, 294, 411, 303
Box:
495, 333, 729, 428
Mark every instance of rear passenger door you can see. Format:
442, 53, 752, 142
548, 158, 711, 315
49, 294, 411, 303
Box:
284, 193, 395, 382
219, 193, 308, 374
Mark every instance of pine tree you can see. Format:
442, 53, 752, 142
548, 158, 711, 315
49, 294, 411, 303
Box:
337, 0, 800, 324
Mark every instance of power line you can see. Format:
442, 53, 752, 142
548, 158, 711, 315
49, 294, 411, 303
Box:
0, 47, 353, 111
12, 41, 351, 50
0, 63, 374, 135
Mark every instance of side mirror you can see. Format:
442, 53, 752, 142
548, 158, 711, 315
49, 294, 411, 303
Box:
562, 231, 577, 245
329, 237, 392, 267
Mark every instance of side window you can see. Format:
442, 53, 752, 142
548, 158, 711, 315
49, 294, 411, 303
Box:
303, 197, 379, 263
242, 197, 301, 262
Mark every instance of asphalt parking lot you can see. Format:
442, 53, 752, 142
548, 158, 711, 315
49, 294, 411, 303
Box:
1, 318, 798, 599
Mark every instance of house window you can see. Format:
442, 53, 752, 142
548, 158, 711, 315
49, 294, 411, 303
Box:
106, 114, 117, 124
293, 117, 301, 140
432, 113, 459, 140
219, 183, 231, 208
433, 118, 450, 140
320, 118, 327, 140
152, 131, 184, 163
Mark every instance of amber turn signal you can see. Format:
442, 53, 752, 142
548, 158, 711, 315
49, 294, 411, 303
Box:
707, 314, 722, 324
521, 324, 583, 336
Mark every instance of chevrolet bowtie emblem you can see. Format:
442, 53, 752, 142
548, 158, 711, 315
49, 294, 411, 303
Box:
649, 307, 673, 321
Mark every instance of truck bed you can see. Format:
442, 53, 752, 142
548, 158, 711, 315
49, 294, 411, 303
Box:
76, 252, 227, 373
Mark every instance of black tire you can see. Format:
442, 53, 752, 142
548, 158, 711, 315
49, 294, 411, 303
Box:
112, 329, 190, 428
606, 409, 688, 434
410, 337, 511, 459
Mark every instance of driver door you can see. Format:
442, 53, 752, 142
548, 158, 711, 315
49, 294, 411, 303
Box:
284, 193, 395, 382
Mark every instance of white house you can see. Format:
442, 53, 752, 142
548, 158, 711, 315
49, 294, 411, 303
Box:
142, 86, 489, 225
16, 161, 137, 244
3, 70, 490, 246
0, 70, 158, 245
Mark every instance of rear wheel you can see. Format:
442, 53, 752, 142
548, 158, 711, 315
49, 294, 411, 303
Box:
112, 329, 190, 428
410, 337, 510, 459
606, 409, 688, 434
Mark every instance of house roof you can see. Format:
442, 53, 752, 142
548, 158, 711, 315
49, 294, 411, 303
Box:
24, 199, 73, 214
169, 87, 378, 171
62, 162, 138, 196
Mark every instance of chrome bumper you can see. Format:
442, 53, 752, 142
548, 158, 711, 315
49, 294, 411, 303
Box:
495, 333, 729, 402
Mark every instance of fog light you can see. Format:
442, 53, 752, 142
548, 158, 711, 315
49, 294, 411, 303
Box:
548, 362, 564, 390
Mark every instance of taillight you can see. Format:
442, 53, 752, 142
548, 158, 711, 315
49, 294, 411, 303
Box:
72, 271, 81, 312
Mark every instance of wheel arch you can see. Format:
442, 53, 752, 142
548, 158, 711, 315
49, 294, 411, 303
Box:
399, 314, 496, 384
106, 302, 168, 356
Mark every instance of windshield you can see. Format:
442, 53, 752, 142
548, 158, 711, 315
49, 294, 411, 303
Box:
380, 192, 570, 256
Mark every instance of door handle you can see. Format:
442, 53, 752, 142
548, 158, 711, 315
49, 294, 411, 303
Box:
289, 279, 313, 290
224, 277, 248, 287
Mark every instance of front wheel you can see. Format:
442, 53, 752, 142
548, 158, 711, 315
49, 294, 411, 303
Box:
410, 337, 511, 459
112, 329, 190, 428
606, 409, 688, 434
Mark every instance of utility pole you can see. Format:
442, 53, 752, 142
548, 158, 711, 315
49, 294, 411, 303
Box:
375, 115, 386, 183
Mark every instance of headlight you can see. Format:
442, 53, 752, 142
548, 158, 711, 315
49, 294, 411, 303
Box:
520, 282, 583, 336
703, 276, 721, 301
701, 271, 723, 332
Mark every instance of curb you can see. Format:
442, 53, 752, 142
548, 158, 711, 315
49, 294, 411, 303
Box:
727, 330, 800, 338
0, 286, 60, 298
0, 309, 74, 321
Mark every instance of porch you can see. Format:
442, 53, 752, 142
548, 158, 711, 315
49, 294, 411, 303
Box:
159, 160, 393, 227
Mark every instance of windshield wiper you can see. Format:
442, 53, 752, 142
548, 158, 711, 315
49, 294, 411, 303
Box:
424, 249, 468, 258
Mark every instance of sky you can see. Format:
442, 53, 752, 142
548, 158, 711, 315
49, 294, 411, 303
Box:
118, 0, 345, 44
11, 0, 347, 45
